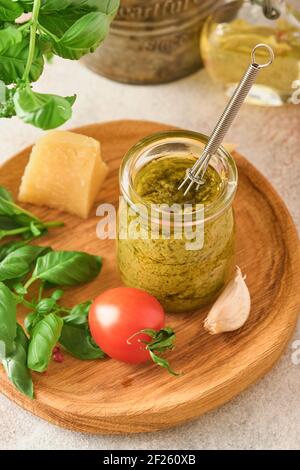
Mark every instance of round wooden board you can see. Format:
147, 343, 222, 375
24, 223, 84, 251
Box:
0, 120, 299, 435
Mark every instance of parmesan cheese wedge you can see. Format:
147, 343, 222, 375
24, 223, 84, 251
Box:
18, 131, 108, 219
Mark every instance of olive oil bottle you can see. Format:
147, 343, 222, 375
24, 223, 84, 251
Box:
201, 0, 300, 106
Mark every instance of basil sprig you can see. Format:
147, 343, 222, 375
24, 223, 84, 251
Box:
2, 324, 33, 398
59, 301, 105, 360
0, 185, 64, 240
0, 230, 104, 397
27, 313, 63, 372
0, 0, 120, 129
29, 251, 102, 287
137, 327, 180, 376
0, 282, 16, 358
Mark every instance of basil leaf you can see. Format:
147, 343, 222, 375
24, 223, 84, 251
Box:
32, 251, 102, 286
149, 350, 180, 377
0, 0, 23, 21
27, 313, 63, 372
18, 1, 34, 12
0, 38, 44, 85
36, 297, 56, 315
2, 323, 34, 398
50, 12, 110, 60
39, 10, 81, 37
24, 311, 38, 335
63, 300, 91, 326
40, 1, 119, 15
0, 240, 26, 261
0, 186, 13, 201
0, 192, 42, 227
0, 26, 22, 53
0, 282, 16, 358
0, 245, 51, 282
0, 82, 16, 118
14, 86, 76, 130
0, 215, 21, 230
51, 289, 64, 301
60, 323, 105, 360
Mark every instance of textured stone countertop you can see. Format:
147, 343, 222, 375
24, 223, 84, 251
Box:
0, 57, 299, 450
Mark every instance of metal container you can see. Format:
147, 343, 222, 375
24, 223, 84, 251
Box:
82, 0, 223, 84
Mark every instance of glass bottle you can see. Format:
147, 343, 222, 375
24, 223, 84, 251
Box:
117, 131, 237, 313
201, 0, 300, 105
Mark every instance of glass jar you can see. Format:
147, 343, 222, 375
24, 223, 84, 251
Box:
201, 0, 300, 105
117, 131, 238, 313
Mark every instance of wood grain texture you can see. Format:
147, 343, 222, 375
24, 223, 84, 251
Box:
0, 120, 299, 434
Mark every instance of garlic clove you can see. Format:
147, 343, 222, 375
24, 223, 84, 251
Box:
204, 266, 251, 335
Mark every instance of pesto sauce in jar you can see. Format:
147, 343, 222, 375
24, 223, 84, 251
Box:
117, 154, 235, 313
134, 156, 223, 206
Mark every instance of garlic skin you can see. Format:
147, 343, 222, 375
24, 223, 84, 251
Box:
204, 267, 251, 334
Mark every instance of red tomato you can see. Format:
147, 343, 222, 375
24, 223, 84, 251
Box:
89, 287, 165, 364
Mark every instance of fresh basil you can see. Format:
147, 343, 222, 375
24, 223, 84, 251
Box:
2, 323, 34, 398
0, 282, 16, 358
0, 26, 22, 53
0, 245, 51, 282
0, 0, 23, 21
139, 327, 180, 376
0, 185, 64, 240
35, 297, 56, 315
0, 0, 119, 129
32, 251, 102, 286
0, 38, 44, 85
24, 311, 39, 335
14, 87, 76, 130
27, 313, 63, 372
0, 190, 41, 225
48, 12, 110, 60
0, 240, 26, 261
60, 322, 105, 360
0, 186, 13, 201
63, 300, 91, 326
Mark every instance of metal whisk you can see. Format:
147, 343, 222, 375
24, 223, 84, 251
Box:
178, 44, 274, 196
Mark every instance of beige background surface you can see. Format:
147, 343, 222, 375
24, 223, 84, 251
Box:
0, 54, 299, 449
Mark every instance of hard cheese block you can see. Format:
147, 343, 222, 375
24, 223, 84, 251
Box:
18, 131, 108, 218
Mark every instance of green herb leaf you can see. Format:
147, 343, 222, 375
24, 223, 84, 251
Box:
59, 322, 105, 360
149, 350, 180, 377
137, 327, 180, 376
0, 240, 26, 261
27, 313, 63, 372
47, 11, 110, 60
0, 38, 44, 85
35, 297, 56, 315
0, 186, 13, 202
0, 282, 16, 358
51, 289, 64, 301
2, 323, 34, 398
0, 215, 21, 230
32, 251, 102, 286
0, 26, 22, 53
63, 300, 91, 326
0, 245, 51, 282
24, 310, 38, 335
0, 188, 42, 226
14, 86, 76, 129
0, 0, 23, 21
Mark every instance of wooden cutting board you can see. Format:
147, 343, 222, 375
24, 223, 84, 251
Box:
0, 120, 299, 434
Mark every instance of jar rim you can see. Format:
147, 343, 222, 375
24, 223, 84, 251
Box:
119, 130, 238, 223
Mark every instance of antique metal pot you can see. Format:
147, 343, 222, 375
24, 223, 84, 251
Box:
82, 0, 223, 84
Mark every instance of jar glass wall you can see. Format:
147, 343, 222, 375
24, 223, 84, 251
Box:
201, 0, 300, 106
117, 131, 238, 313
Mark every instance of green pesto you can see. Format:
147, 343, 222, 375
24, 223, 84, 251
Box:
134, 156, 223, 206
118, 155, 235, 313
